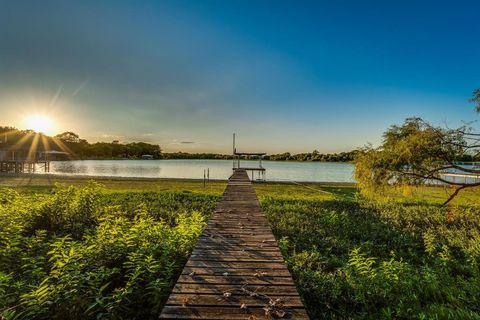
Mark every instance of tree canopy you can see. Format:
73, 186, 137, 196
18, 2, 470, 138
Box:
0, 128, 162, 160
355, 89, 480, 204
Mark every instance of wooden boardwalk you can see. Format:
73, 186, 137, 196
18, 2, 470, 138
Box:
160, 169, 309, 319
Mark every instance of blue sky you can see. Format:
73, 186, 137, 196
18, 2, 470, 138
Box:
0, 0, 479, 153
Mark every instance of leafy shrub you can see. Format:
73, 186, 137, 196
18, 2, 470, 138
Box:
262, 197, 480, 319
0, 185, 216, 320
28, 182, 103, 239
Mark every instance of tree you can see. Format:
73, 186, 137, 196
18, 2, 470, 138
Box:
55, 132, 80, 143
471, 88, 480, 112
355, 89, 480, 205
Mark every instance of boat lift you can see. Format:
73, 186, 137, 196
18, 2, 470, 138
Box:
232, 133, 266, 181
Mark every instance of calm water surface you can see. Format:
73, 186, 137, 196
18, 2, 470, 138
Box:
48, 159, 355, 183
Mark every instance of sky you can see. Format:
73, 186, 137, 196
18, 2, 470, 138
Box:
0, 0, 479, 153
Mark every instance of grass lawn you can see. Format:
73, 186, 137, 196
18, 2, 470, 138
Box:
2, 173, 477, 205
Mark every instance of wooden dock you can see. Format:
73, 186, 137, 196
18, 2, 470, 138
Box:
0, 160, 50, 173
160, 169, 309, 319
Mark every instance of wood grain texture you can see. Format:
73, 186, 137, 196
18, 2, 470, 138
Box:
159, 169, 309, 319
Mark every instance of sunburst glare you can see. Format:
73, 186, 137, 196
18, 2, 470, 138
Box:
24, 114, 56, 134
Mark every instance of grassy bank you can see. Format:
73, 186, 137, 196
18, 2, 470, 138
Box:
0, 173, 356, 199
0, 174, 228, 195
0, 176, 479, 319
2, 173, 477, 204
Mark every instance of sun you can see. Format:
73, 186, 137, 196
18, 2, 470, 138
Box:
24, 114, 56, 134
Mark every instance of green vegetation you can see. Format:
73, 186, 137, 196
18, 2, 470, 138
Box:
0, 183, 218, 319
355, 89, 480, 204
55, 131, 162, 159
0, 177, 479, 319
263, 150, 357, 162
262, 196, 480, 319
0, 128, 162, 160
0, 175, 227, 195
158, 150, 357, 162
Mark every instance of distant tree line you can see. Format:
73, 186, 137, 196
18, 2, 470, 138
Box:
263, 150, 358, 162
160, 150, 358, 162
1, 127, 358, 162
53, 132, 162, 159
159, 152, 233, 160
0, 128, 161, 160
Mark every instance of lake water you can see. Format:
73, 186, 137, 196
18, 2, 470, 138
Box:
48, 159, 355, 183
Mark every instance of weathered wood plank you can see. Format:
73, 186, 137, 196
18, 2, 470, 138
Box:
177, 274, 295, 285
189, 256, 284, 262
196, 237, 278, 246
191, 244, 280, 252
159, 169, 309, 319
201, 232, 276, 238
185, 260, 289, 269
165, 293, 305, 307
181, 267, 292, 277
171, 283, 302, 295
159, 306, 309, 319
191, 249, 284, 257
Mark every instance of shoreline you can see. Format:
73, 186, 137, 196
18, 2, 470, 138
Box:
0, 172, 357, 186
43, 158, 355, 164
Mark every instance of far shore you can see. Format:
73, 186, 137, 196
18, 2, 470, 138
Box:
43, 158, 355, 164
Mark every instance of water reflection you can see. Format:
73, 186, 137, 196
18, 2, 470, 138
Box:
48, 159, 355, 182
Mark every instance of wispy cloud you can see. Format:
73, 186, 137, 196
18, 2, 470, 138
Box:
72, 80, 89, 96
100, 133, 122, 139
170, 139, 196, 145
49, 83, 64, 107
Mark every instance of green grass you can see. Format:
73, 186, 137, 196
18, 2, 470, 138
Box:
0, 174, 227, 195
1, 174, 478, 205
0, 175, 479, 319
381, 184, 480, 205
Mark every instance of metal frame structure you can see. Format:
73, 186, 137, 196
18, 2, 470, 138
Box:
232, 133, 266, 181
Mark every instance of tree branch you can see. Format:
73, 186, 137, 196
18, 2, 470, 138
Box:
444, 161, 480, 174
397, 169, 477, 186
396, 170, 480, 205
443, 183, 480, 206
